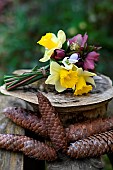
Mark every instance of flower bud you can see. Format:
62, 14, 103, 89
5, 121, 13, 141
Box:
51, 49, 65, 60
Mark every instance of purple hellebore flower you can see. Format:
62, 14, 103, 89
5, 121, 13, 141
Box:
68, 33, 88, 48
51, 49, 65, 60
83, 51, 100, 70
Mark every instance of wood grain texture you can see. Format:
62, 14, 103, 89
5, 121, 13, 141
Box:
0, 95, 25, 170
47, 155, 104, 170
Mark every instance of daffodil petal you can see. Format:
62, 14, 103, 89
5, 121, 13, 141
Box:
55, 80, 66, 92
45, 74, 59, 85
77, 67, 83, 76
57, 30, 66, 44
51, 33, 58, 42
74, 85, 92, 95
85, 77, 96, 87
76, 76, 86, 90
39, 49, 54, 62
50, 61, 61, 74
60, 69, 78, 88
72, 65, 78, 71
83, 70, 96, 77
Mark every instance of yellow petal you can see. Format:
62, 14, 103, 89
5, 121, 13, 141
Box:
75, 76, 86, 90
72, 65, 78, 71
37, 33, 58, 50
45, 75, 59, 85
85, 77, 96, 87
74, 85, 92, 95
57, 30, 66, 44
45, 61, 61, 86
83, 70, 96, 77
51, 33, 59, 45
55, 80, 66, 92
39, 49, 54, 62
50, 61, 61, 75
77, 67, 83, 76
60, 69, 78, 88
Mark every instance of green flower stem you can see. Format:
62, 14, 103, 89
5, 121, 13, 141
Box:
6, 74, 38, 90
4, 65, 50, 91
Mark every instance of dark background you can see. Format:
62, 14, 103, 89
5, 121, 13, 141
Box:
0, 1, 113, 169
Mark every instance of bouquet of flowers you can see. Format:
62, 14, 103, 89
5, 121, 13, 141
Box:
4, 30, 101, 95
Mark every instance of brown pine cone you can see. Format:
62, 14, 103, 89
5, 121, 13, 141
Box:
3, 107, 47, 137
37, 92, 67, 152
4, 107, 113, 144
0, 134, 57, 161
65, 116, 113, 142
67, 130, 113, 159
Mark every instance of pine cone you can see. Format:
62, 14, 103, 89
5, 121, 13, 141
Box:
3, 107, 47, 137
0, 134, 57, 161
37, 92, 67, 152
66, 116, 113, 142
4, 107, 113, 143
67, 130, 113, 159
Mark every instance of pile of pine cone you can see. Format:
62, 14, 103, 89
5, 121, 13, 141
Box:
1, 92, 113, 161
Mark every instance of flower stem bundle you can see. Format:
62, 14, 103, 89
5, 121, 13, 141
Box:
4, 65, 49, 91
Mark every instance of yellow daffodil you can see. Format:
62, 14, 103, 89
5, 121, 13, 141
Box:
60, 69, 78, 88
77, 68, 96, 86
74, 76, 92, 95
74, 68, 96, 95
45, 61, 78, 92
37, 30, 66, 62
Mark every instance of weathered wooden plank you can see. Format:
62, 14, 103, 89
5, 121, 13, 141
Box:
0, 95, 25, 170
47, 156, 104, 170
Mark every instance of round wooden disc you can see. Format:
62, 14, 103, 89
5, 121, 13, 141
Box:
1, 74, 113, 109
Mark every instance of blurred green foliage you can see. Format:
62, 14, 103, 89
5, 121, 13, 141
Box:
0, 0, 113, 86
102, 155, 113, 170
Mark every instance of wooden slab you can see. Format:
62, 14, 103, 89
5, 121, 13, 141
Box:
2, 70, 112, 117
0, 95, 25, 170
1, 74, 113, 112
47, 156, 104, 170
